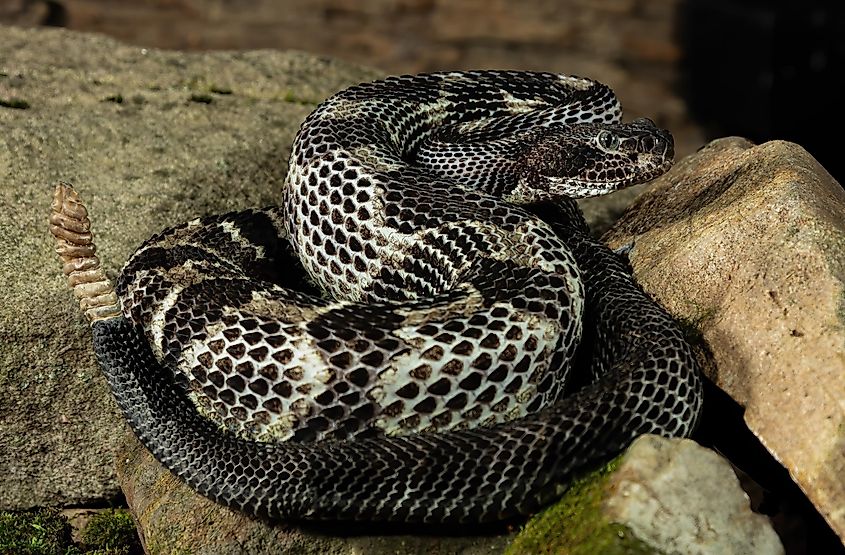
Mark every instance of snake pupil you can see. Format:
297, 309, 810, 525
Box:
598, 130, 619, 150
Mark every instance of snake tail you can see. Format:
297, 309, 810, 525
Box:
50, 183, 121, 322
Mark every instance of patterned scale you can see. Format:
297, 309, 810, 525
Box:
52, 70, 702, 523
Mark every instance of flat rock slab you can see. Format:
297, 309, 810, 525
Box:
0, 24, 380, 510
605, 138, 845, 543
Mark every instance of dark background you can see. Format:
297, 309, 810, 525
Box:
2, 0, 842, 182
681, 0, 843, 183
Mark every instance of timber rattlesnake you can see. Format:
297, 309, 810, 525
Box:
51, 71, 702, 523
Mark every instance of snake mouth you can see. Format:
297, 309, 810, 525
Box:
545, 154, 674, 198
632, 154, 675, 184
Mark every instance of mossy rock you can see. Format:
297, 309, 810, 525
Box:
0, 508, 78, 555
506, 458, 658, 555
80, 509, 139, 555
0, 508, 140, 555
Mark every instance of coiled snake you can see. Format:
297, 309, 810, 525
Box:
50, 71, 702, 523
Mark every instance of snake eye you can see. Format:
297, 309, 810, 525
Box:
597, 131, 619, 150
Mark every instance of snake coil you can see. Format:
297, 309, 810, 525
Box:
51, 71, 702, 523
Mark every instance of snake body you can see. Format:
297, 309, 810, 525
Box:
51, 71, 702, 523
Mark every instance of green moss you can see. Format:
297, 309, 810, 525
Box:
145, 537, 192, 555
0, 508, 140, 555
506, 458, 658, 555
80, 510, 138, 555
0, 508, 79, 555
0, 97, 30, 109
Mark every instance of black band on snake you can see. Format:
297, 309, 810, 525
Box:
50, 71, 702, 523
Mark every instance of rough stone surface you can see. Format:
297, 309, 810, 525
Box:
606, 436, 783, 555
0, 24, 380, 510
507, 435, 782, 555
605, 138, 845, 544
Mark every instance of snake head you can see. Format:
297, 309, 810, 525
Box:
509, 118, 674, 202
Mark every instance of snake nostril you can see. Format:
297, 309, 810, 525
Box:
640, 135, 655, 152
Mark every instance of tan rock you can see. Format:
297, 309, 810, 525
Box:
605, 436, 782, 555
605, 138, 845, 543
0, 24, 379, 510
507, 435, 782, 555
0, 0, 705, 160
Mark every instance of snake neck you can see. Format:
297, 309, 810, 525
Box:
406, 122, 674, 205
406, 131, 526, 199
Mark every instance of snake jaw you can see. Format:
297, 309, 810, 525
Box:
502, 118, 675, 202
507, 153, 674, 201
